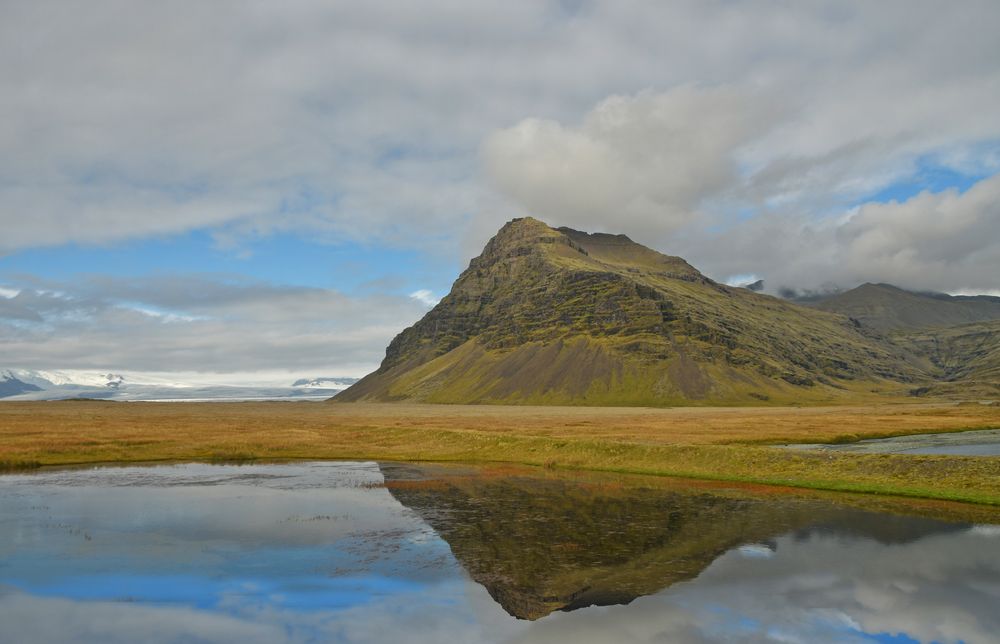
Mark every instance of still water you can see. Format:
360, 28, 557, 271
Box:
1, 461, 999, 643
785, 429, 1000, 456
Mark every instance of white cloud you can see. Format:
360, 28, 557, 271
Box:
0, 275, 429, 375
124, 305, 205, 324
681, 173, 1000, 294
481, 73, 1000, 292
409, 289, 440, 307
724, 274, 761, 288
483, 87, 776, 239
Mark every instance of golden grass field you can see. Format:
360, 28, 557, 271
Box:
2, 400, 1000, 506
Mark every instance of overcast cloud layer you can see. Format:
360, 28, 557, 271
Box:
2, 1, 1000, 374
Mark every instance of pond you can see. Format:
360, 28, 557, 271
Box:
784, 428, 1000, 456
1, 461, 999, 643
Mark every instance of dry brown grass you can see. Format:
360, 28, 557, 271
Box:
1, 401, 999, 505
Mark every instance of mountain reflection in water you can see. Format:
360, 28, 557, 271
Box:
379, 463, 973, 621
0, 461, 998, 644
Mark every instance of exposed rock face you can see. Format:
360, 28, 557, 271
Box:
893, 319, 1000, 399
337, 218, 921, 404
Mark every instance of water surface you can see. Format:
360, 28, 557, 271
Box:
2, 461, 999, 643
784, 428, 1000, 455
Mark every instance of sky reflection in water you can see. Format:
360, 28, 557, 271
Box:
1, 462, 998, 643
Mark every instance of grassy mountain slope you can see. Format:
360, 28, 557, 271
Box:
807, 283, 1000, 331
895, 319, 1000, 398
338, 218, 921, 405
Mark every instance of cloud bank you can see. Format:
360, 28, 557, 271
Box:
0, 274, 427, 375
483, 87, 775, 240
697, 174, 1000, 294
2, 1, 998, 278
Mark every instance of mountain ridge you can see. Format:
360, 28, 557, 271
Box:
805, 282, 1000, 331
0, 371, 42, 398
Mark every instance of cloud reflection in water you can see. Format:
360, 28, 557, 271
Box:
0, 462, 997, 643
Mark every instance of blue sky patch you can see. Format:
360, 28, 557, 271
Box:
0, 231, 460, 298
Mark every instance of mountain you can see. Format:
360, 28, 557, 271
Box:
105, 373, 125, 389
0, 369, 358, 401
0, 369, 137, 400
291, 377, 360, 388
4, 369, 129, 390
337, 217, 921, 405
0, 371, 42, 398
805, 283, 1000, 331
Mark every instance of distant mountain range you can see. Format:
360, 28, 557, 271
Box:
804, 282, 1000, 331
0, 371, 42, 398
337, 217, 1000, 405
291, 377, 361, 388
0, 370, 359, 402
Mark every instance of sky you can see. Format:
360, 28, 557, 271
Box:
1, 0, 999, 381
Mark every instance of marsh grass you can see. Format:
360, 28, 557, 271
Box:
1, 401, 998, 505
